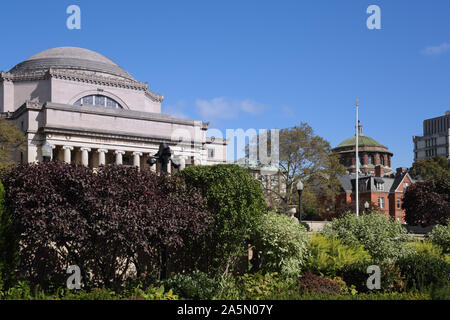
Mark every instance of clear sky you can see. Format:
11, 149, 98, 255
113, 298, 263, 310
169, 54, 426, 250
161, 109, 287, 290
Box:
1, 0, 449, 168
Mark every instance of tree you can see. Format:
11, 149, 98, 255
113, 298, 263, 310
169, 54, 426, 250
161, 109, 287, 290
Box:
410, 156, 450, 181
0, 118, 26, 171
402, 175, 450, 227
177, 164, 267, 276
250, 123, 346, 210
1, 162, 211, 289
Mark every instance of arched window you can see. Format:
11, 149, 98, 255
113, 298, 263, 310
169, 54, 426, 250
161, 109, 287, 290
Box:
74, 94, 123, 109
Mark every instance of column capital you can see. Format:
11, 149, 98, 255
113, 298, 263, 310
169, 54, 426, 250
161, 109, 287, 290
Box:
62, 146, 74, 150
114, 150, 125, 155
132, 151, 143, 156
97, 148, 108, 153
80, 147, 91, 152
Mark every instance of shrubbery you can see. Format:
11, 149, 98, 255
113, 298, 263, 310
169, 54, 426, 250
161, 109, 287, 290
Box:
307, 234, 371, 278
177, 164, 267, 276
396, 252, 450, 291
321, 213, 411, 263
161, 270, 218, 300
1, 162, 210, 290
252, 212, 310, 277
428, 224, 450, 254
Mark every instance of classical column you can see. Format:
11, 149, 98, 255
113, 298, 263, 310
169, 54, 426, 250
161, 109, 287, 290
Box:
179, 156, 186, 170
80, 147, 91, 167
133, 152, 142, 168
97, 149, 108, 166
115, 150, 125, 165
148, 152, 156, 172
63, 146, 73, 164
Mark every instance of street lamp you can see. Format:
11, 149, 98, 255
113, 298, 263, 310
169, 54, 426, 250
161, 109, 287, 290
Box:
364, 201, 370, 214
296, 180, 304, 223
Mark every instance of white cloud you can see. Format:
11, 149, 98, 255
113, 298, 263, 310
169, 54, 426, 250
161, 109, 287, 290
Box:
421, 42, 450, 55
164, 99, 189, 119
281, 105, 294, 117
194, 97, 267, 121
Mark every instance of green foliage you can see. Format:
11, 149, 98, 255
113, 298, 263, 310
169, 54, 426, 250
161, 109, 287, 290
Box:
252, 212, 310, 277
339, 262, 405, 293
178, 164, 267, 275
322, 213, 411, 263
307, 234, 371, 277
428, 224, 450, 254
161, 270, 218, 300
396, 252, 450, 291
430, 284, 450, 300
409, 240, 443, 258
125, 284, 178, 300
234, 272, 293, 300
410, 156, 450, 181
0, 180, 19, 290
0, 118, 26, 171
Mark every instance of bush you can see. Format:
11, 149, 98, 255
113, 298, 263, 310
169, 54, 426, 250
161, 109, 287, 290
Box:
402, 175, 450, 227
0, 180, 19, 290
322, 213, 411, 263
161, 270, 218, 300
296, 270, 342, 296
396, 252, 450, 291
1, 162, 210, 289
233, 272, 293, 300
307, 234, 371, 278
252, 212, 309, 277
177, 164, 267, 276
339, 262, 404, 293
409, 240, 443, 258
428, 224, 450, 254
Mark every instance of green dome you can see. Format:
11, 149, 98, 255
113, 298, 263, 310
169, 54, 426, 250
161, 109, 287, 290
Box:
336, 135, 385, 148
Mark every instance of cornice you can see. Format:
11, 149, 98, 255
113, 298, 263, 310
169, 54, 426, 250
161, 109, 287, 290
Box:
0, 68, 164, 103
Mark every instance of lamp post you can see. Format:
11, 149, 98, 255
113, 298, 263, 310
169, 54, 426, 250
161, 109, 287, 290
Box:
296, 180, 304, 223
364, 201, 369, 214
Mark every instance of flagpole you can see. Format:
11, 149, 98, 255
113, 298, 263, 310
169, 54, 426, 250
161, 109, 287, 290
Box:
355, 99, 359, 217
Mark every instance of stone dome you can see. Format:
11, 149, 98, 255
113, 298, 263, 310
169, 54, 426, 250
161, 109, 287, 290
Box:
8, 47, 135, 81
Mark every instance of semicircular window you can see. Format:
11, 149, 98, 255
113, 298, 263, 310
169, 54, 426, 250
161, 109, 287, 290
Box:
74, 95, 123, 109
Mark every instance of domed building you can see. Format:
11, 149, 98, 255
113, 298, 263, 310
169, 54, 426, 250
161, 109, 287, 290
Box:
332, 123, 393, 175
0, 47, 227, 169
324, 123, 413, 223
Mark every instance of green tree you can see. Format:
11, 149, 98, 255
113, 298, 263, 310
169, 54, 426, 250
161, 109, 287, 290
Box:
0, 118, 26, 170
410, 156, 450, 181
265, 123, 345, 210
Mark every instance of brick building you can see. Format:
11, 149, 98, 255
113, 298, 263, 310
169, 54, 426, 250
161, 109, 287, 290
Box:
326, 125, 414, 222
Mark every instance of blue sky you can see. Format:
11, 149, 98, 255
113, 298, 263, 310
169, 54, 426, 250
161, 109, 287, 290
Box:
1, 0, 449, 168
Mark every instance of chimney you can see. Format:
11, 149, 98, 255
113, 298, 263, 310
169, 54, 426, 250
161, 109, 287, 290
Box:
396, 167, 406, 175
375, 165, 382, 177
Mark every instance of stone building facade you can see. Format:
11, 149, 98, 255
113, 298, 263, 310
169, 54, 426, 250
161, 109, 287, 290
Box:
0, 47, 227, 170
413, 111, 450, 161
